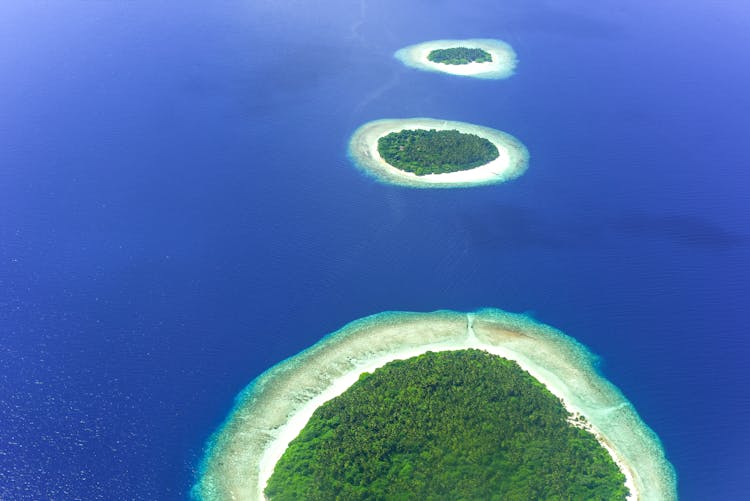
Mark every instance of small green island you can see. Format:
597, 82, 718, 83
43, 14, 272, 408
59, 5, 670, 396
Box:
395, 40, 517, 79
265, 349, 629, 501
377, 128, 499, 175
427, 47, 493, 65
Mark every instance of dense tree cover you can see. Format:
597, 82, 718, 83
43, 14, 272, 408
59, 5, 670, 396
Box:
377, 129, 499, 175
427, 47, 492, 65
265, 350, 629, 501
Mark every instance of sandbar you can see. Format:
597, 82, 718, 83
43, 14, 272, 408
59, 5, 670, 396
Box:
395, 39, 517, 79
348, 118, 529, 188
192, 309, 676, 501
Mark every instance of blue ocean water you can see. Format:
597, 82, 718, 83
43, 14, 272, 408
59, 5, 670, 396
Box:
0, 1, 748, 499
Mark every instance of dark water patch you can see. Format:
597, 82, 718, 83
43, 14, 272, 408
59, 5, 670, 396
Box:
455, 203, 604, 251
611, 214, 745, 250
454, 202, 745, 254
511, 7, 627, 39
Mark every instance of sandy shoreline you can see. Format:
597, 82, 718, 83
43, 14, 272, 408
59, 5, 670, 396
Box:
192, 310, 676, 501
348, 118, 529, 188
395, 39, 517, 79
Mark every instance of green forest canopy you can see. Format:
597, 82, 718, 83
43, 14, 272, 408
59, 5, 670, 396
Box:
427, 47, 492, 65
377, 128, 499, 175
266, 349, 630, 501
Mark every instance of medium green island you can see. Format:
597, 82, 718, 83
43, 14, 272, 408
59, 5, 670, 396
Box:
377, 128, 499, 175
427, 47, 493, 65
266, 349, 629, 500
348, 119, 528, 187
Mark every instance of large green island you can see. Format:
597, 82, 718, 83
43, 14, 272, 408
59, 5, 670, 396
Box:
192, 310, 677, 501
427, 47, 493, 65
266, 349, 629, 500
377, 128, 499, 175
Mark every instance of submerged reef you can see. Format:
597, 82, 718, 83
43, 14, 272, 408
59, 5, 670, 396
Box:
192, 309, 677, 501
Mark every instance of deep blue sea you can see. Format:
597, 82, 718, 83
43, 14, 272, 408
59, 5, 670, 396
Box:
1, 1, 749, 499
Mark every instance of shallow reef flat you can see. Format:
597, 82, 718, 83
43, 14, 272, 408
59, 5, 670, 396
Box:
395, 39, 517, 79
192, 309, 676, 501
348, 118, 528, 188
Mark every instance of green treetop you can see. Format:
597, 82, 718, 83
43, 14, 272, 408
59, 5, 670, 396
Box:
427, 47, 493, 65
265, 349, 630, 501
377, 128, 499, 175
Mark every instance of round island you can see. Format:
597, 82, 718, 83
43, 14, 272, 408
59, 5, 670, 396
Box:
348, 118, 529, 188
395, 39, 517, 79
192, 309, 677, 501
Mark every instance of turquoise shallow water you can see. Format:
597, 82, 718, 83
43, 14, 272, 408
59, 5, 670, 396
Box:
0, 0, 748, 499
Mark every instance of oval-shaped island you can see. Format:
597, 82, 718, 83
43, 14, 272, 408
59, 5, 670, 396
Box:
192, 309, 677, 501
395, 39, 517, 79
348, 118, 529, 188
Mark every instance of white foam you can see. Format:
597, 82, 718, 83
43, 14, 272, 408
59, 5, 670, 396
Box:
347, 118, 529, 188
192, 310, 677, 501
395, 39, 517, 80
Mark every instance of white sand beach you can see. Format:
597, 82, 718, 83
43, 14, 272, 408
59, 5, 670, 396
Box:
192, 310, 676, 501
347, 118, 529, 188
395, 39, 517, 79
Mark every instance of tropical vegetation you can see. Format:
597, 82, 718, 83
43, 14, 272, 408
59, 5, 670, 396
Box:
265, 349, 629, 501
427, 47, 492, 65
377, 128, 499, 175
